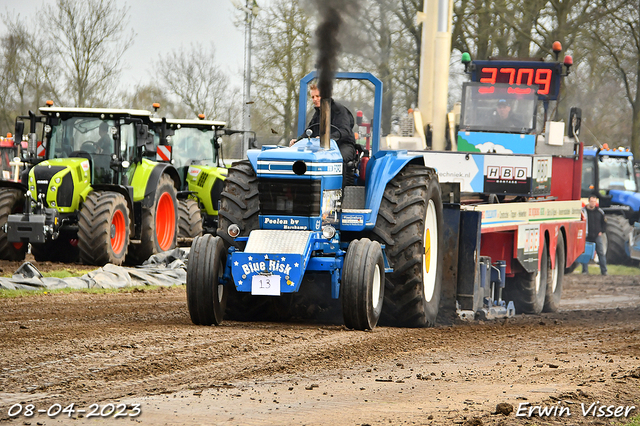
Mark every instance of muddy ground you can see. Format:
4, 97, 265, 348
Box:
0, 267, 639, 426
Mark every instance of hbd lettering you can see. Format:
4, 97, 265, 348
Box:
487, 166, 527, 181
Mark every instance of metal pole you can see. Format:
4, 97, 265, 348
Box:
242, 0, 253, 157
431, 0, 453, 151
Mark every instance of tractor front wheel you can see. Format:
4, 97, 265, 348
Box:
341, 238, 385, 330
0, 189, 27, 261
186, 234, 227, 325
178, 199, 203, 240
78, 191, 130, 265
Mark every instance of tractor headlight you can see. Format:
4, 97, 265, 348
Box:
321, 190, 342, 223
227, 224, 240, 238
322, 225, 336, 240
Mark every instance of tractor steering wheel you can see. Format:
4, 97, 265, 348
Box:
79, 141, 98, 154
297, 123, 341, 141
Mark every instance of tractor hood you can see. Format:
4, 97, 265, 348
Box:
249, 138, 344, 178
28, 158, 91, 212
609, 189, 640, 212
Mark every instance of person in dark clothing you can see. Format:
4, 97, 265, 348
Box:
581, 194, 608, 275
291, 84, 358, 185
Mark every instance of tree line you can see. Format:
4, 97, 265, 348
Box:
1, 0, 639, 156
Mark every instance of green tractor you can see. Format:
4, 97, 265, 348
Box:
151, 116, 247, 238
0, 107, 181, 265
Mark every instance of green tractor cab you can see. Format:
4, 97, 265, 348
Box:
150, 117, 236, 238
0, 107, 181, 265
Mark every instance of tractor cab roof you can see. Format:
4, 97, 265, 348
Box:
150, 117, 227, 129
39, 107, 152, 118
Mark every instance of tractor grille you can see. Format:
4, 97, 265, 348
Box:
57, 172, 74, 207
197, 171, 208, 187
258, 178, 321, 216
33, 166, 65, 200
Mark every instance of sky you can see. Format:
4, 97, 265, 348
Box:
1, 0, 248, 92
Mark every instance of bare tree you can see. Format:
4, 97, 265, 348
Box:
155, 43, 234, 121
44, 0, 134, 107
589, 0, 640, 156
0, 12, 58, 135
252, 0, 314, 142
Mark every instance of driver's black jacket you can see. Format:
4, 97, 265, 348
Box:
303, 99, 356, 147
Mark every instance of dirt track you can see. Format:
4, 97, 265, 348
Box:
0, 272, 639, 425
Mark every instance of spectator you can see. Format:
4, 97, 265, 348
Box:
581, 194, 608, 275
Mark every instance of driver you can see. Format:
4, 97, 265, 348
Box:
290, 84, 357, 184
96, 122, 112, 154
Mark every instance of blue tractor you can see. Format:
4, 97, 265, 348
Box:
581, 146, 640, 264
185, 72, 444, 330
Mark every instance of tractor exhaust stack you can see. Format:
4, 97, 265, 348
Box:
320, 98, 331, 149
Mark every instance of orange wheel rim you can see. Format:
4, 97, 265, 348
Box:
111, 209, 126, 254
156, 192, 175, 251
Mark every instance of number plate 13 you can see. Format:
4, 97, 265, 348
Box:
251, 275, 281, 296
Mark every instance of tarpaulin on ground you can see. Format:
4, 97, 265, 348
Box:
0, 248, 189, 291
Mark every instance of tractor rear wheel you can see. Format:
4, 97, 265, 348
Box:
78, 191, 130, 265
186, 234, 227, 325
370, 165, 444, 327
0, 189, 27, 261
605, 214, 634, 265
543, 235, 565, 312
341, 238, 385, 330
178, 199, 203, 239
505, 239, 548, 314
129, 174, 178, 263
217, 160, 259, 249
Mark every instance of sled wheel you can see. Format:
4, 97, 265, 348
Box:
78, 191, 130, 265
0, 189, 27, 261
505, 239, 548, 314
341, 238, 385, 330
186, 234, 227, 326
544, 235, 565, 312
370, 165, 444, 327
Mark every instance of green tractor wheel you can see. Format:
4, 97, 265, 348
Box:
0, 189, 27, 261
178, 199, 203, 240
78, 191, 130, 266
128, 174, 178, 263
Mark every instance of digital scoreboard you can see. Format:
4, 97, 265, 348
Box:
470, 60, 563, 101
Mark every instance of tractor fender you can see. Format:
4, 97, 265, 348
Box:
364, 150, 428, 222
247, 149, 260, 173
0, 180, 27, 192
131, 159, 180, 208
609, 189, 640, 212
90, 184, 135, 235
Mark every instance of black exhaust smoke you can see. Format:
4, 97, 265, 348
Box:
312, 0, 359, 149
